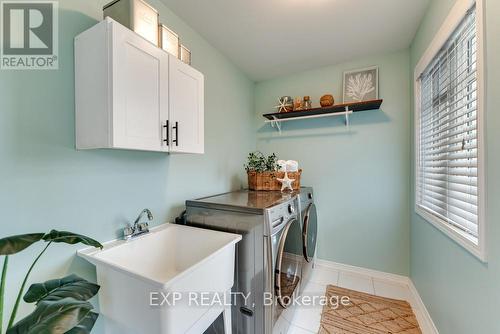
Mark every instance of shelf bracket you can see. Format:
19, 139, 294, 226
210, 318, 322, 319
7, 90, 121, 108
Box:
270, 116, 282, 134
345, 106, 351, 127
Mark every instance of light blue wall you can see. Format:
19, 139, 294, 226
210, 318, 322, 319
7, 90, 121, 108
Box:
0, 0, 255, 330
255, 50, 411, 275
410, 0, 500, 333
4, 0, 498, 332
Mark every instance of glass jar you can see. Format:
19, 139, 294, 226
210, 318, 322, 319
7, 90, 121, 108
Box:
303, 96, 312, 110
294, 97, 303, 111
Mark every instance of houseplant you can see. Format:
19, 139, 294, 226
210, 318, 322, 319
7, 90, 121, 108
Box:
245, 152, 301, 191
0, 230, 103, 334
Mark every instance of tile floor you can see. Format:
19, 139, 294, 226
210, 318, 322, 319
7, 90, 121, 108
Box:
278, 263, 430, 334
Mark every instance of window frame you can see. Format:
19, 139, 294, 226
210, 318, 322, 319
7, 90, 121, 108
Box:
414, 0, 487, 261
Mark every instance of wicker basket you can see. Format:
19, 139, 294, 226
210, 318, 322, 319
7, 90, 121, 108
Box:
247, 170, 302, 191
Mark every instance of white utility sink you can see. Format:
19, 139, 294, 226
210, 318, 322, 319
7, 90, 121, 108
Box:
78, 223, 241, 334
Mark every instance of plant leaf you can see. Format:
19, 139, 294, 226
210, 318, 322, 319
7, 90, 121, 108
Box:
42, 231, 103, 249
6, 297, 93, 334
65, 311, 98, 334
0, 234, 45, 255
24, 274, 100, 304
1, 256, 8, 334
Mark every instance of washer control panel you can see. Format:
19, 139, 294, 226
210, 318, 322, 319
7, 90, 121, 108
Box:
265, 196, 299, 236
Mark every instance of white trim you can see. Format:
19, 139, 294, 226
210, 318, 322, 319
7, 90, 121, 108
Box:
315, 259, 439, 334
315, 258, 408, 285
414, 0, 475, 78
475, 0, 487, 262
415, 206, 485, 260
413, 0, 487, 262
407, 280, 441, 334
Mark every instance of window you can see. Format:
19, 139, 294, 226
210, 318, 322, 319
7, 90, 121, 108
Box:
414, 0, 486, 260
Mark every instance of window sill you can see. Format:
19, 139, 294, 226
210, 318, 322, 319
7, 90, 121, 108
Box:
415, 205, 487, 263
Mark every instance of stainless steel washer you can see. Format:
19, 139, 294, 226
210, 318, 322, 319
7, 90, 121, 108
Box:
184, 190, 301, 334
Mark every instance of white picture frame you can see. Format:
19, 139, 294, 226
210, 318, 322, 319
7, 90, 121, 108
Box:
343, 66, 379, 103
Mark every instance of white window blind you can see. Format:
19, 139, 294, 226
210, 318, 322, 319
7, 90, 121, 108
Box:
417, 5, 479, 240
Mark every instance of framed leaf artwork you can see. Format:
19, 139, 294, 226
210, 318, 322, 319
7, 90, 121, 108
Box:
343, 66, 379, 103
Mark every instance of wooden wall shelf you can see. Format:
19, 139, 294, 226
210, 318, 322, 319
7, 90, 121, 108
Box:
262, 99, 383, 133
263, 99, 383, 120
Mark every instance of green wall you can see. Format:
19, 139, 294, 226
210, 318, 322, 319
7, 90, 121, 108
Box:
410, 0, 500, 332
3, 0, 498, 332
0, 0, 255, 330
255, 49, 411, 275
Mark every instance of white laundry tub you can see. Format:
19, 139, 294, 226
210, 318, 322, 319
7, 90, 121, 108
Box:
78, 223, 241, 334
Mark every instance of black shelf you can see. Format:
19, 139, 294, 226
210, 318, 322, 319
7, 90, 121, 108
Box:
262, 99, 383, 121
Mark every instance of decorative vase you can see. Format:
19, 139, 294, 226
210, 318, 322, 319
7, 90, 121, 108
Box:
320, 94, 334, 107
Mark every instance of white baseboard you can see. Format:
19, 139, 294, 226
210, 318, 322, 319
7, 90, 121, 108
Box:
407, 280, 440, 334
315, 258, 439, 334
314, 258, 409, 285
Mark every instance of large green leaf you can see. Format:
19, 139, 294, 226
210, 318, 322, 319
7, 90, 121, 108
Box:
42, 231, 103, 249
65, 311, 98, 334
1, 256, 8, 334
24, 274, 100, 304
0, 233, 45, 255
6, 297, 93, 334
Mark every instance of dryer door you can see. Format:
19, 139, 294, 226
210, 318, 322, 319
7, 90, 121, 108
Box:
275, 218, 302, 308
303, 203, 318, 263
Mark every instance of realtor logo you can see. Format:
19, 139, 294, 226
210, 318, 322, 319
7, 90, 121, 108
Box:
1, 1, 58, 69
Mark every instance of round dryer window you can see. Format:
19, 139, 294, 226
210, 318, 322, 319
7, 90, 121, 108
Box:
303, 203, 317, 263
275, 218, 302, 308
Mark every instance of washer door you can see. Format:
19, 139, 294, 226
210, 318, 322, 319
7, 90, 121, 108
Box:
302, 203, 318, 263
275, 218, 302, 308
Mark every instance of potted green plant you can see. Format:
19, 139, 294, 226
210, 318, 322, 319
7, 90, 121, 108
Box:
0, 230, 103, 334
244, 152, 279, 174
245, 152, 302, 191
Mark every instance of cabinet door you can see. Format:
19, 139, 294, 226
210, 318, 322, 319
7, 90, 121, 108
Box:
168, 55, 204, 154
111, 22, 169, 152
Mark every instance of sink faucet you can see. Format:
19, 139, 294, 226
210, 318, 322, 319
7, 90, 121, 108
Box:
124, 209, 153, 240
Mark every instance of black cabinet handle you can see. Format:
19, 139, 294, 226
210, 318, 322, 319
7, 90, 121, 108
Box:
162, 120, 169, 145
173, 121, 179, 146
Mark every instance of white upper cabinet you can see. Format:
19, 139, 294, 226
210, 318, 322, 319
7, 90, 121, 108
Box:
75, 18, 204, 154
168, 55, 204, 154
112, 21, 169, 152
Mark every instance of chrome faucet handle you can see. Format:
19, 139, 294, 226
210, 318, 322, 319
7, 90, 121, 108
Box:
125, 209, 153, 240
137, 222, 149, 233
123, 226, 134, 240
